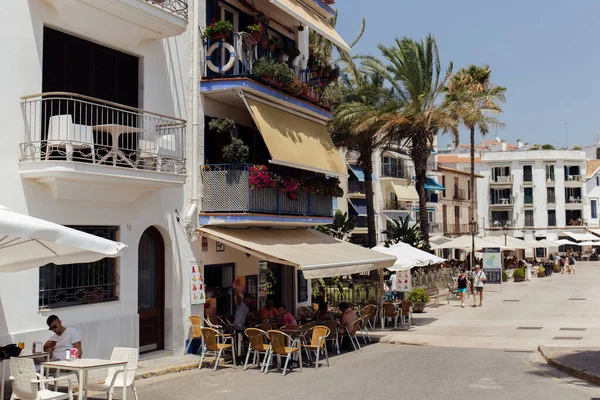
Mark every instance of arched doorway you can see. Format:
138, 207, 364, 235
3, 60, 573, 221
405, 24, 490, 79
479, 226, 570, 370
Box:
138, 226, 165, 353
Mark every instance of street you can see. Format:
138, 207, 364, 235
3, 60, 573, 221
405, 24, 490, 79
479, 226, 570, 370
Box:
129, 344, 600, 400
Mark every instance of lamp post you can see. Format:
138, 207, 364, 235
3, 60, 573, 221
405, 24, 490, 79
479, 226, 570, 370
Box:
469, 220, 477, 270
502, 224, 509, 246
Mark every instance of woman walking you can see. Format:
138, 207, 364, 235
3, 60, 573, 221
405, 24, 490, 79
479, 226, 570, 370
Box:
455, 269, 470, 308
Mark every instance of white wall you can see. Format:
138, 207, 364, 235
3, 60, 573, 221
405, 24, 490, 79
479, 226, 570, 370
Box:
0, 0, 197, 357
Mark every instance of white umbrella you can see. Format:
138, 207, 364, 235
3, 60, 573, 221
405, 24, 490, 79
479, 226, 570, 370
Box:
430, 236, 452, 245
537, 239, 559, 249
0, 205, 127, 272
373, 242, 445, 271
485, 236, 535, 249
431, 235, 512, 251
553, 239, 578, 246
577, 241, 600, 246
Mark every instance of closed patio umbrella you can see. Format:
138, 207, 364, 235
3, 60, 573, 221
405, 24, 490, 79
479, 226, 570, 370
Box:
373, 242, 445, 271
431, 235, 512, 251
0, 205, 126, 273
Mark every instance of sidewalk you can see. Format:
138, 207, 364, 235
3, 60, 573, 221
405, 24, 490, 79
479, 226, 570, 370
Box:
539, 346, 600, 386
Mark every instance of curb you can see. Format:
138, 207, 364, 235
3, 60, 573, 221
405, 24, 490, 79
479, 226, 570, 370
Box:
538, 346, 600, 386
136, 361, 201, 380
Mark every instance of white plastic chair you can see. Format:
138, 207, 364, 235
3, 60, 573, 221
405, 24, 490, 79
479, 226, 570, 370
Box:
138, 133, 178, 171
83, 347, 139, 400
46, 114, 95, 162
9, 358, 73, 400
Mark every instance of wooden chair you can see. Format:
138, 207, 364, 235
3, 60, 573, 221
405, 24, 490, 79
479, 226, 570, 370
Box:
382, 302, 399, 329
400, 300, 413, 328
198, 327, 236, 371
255, 323, 272, 332
302, 326, 330, 370
264, 330, 303, 376
184, 315, 203, 355
243, 328, 270, 372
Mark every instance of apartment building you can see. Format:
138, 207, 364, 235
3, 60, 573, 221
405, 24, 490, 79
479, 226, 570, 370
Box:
476, 150, 589, 241
437, 166, 480, 236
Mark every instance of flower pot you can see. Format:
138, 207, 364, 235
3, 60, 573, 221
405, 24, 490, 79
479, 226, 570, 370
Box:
537, 272, 546, 278
251, 31, 261, 42
514, 276, 525, 282
260, 75, 273, 85
210, 31, 231, 41
412, 302, 426, 313
272, 79, 283, 89
268, 43, 276, 52
259, 38, 269, 48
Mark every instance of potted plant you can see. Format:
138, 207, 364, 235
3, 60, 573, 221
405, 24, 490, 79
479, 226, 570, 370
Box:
537, 266, 546, 278
247, 22, 262, 42
553, 263, 561, 273
323, 64, 332, 78
267, 37, 279, 52
273, 62, 294, 89
208, 118, 249, 164
502, 270, 508, 282
253, 57, 276, 84
202, 19, 234, 41
513, 267, 526, 282
286, 78, 304, 97
407, 288, 429, 313
282, 44, 300, 63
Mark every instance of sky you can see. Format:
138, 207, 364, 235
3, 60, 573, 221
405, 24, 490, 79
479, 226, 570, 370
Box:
333, 0, 600, 148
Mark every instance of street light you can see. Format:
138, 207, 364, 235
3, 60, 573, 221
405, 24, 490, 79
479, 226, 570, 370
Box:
502, 224, 509, 246
469, 220, 477, 270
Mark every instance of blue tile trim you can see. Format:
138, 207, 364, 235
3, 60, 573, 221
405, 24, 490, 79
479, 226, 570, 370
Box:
199, 214, 333, 226
201, 78, 333, 119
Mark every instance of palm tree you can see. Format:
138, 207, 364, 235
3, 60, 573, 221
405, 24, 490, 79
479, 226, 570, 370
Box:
316, 209, 356, 240
445, 65, 506, 267
363, 35, 458, 249
329, 69, 400, 248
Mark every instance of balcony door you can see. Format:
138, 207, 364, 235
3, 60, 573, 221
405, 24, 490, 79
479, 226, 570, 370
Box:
138, 226, 165, 353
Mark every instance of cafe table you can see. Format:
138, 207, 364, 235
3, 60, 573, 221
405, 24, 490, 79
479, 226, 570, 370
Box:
1, 351, 51, 400
41, 358, 128, 400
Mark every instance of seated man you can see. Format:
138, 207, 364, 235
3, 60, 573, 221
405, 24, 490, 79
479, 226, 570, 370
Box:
278, 305, 298, 327
259, 296, 280, 321
232, 294, 253, 329
43, 315, 82, 360
338, 302, 358, 335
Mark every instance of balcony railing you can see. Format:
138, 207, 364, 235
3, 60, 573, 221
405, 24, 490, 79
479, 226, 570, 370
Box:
145, 0, 188, 18
201, 164, 333, 217
348, 181, 365, 194
381, 165, 412, 179
565, 175, 583, 182
489, 219, 515, 228
490, 196, 513, 205
490, 176, 512, 184
20, 93, 186, 175
453, 189, 466, 200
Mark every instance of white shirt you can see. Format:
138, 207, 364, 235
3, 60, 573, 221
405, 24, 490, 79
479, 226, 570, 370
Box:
390, 273, 398, 291
233, 303, 249, 326
49, 327, 81, 360
473, 270, 486, 287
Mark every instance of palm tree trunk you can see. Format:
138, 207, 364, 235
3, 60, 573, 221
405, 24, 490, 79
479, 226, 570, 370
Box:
362, 161, 377, 248
470, 125, 476, 270
412, 139, 430, 251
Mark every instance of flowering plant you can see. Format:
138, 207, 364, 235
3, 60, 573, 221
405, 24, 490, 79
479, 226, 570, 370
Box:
248, 165, 276, 189
248, 165, 344, 198
247, 23, 262, 32
202, 19, 234, 39
280, 177, 301, 199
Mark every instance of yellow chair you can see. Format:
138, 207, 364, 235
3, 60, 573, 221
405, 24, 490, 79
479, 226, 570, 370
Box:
184, 315, 203, 355
198, 327, 236, 371
243, 328, 270, 371
265, 330, 303, 376
256, 323, 272, 332
302, 326, 330, 369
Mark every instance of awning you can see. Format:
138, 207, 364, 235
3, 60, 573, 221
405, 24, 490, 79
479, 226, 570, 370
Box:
349, 165, 377, 182
382, 211, 413, 222
424, 178, 445, 191
391, 182, 419, 202
348, 198, 367, 216
561, 231, 600, 242
270, 0, 351, 53
197, 227, 396, 279
244, 97, 346, 176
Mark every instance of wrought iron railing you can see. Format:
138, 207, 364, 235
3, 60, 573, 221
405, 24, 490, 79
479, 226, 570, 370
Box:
490, 175, 512, 183
201, 164, 333, 217
380, 164, 412, 179
489, 219, 515, 228
144, 0, 188, 18
20, 92, 186, 175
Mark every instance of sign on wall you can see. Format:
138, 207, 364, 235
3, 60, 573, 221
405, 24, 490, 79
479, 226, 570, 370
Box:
397, 269, 412, 292
190, 261, 206, 305
297, 270, 308, 303
258, 261, 268, 308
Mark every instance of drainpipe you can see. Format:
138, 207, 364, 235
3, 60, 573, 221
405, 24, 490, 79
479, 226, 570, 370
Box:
185, 0, 201, 225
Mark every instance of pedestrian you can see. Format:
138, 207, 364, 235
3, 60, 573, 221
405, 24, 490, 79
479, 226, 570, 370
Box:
454, 269, 470, 308
560, 256, 565, 274
568, 253, 576, 275
472, 265, 486, 307
554, 253, 560, 275
564, 254, 570, 274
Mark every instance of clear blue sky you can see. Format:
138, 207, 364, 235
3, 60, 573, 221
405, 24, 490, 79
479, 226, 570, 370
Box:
334, 0, 600, 148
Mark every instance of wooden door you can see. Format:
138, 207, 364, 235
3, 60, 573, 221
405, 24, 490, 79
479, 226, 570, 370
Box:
138, 226, 165, 353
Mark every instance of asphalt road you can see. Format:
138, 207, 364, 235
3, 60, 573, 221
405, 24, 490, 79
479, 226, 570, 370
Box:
127, 343, 599, 400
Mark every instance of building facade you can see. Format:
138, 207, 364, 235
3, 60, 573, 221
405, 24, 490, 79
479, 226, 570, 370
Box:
436, 166, 480, 236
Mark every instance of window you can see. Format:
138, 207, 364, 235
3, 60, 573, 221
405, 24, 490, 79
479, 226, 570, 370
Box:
381, 156, 401, 177
565, 188, 582, 203
524, 210, 534, 227
597, 176, 600, 186
524, 187, 533, 204
547, 210, 556, 227
454, 206, 460, 228
39, 226, 119, 309
523, 165, 533, 182
546, 165, 555, 181
442, 176, 446, 198
547, 187, 555, 203
592, 200, 598, 219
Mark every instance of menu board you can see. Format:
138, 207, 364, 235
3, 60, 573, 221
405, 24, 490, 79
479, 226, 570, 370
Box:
258, 261, 268, 308
297, 270, 308, 303
190, 261, 206, 305
397, 269, 412, 292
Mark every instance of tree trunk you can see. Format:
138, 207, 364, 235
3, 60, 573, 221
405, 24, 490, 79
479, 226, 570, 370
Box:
470, 125, 476, 270
412, 139, 430, 250
359, 147, 377, 249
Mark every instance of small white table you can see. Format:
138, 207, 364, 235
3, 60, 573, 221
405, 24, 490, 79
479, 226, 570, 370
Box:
1, 351, 51, 400
41, 358, 128, 400
93, 124, 143, 167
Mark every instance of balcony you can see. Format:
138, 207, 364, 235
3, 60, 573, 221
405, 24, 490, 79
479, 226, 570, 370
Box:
42, 0, 188, 47
490, 175, 512, 185
565, 175, 584, 186
19, 93, 186, 203
200, 164, 335, 226
380, 165, 412, 180
453, 189, 466, 201
348, 181, 366, 196
489, 219, 515, 229
443, 223, 471, 234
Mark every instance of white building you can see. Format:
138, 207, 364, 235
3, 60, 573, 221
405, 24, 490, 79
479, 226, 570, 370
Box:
476, 149, 590, 241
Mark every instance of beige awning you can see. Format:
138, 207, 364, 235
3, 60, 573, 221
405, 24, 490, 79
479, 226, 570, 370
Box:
391, 182, 419, 202
197, 227, 396, 279
269, 0, 351, 53
244, 98, 347, 176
